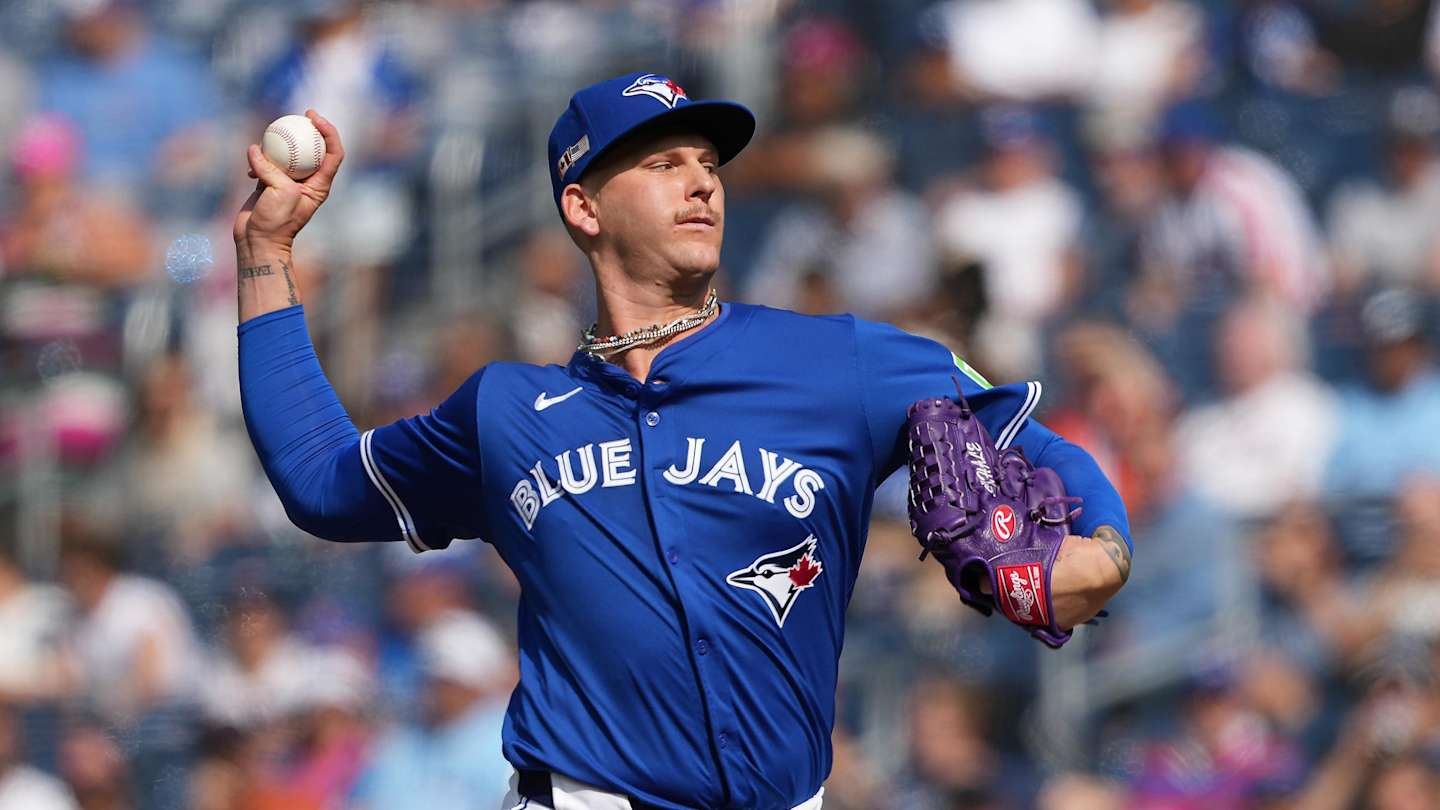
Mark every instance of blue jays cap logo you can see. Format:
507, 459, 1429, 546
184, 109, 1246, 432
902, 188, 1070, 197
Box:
622, 74, 688, 109
726, 535, 824, 628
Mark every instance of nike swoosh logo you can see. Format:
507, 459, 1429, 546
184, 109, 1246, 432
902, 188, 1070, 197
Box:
534, 387, 583, 411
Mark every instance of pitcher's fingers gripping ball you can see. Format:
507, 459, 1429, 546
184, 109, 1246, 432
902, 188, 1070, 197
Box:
907, 378, 1083, 648
262, 114, 326, 180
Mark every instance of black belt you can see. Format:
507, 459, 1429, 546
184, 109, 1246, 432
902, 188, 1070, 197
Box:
518, 769, 668, 810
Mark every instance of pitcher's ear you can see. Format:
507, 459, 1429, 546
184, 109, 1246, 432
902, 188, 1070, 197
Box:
560, 184, 600, 238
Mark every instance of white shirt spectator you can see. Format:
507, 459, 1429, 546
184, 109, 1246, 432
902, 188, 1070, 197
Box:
1090, 0, 1203, 122
0, 765, 79, 810
935, 174, 1082, 374
1175, 371, 1339, 519
73, 575, 199, 725
200, 637, 322, 728
936, 177, 1082, 323
746, 190, 936, 318
0, 583, 68, 699
1328, 161, 1440, 287
935, 0, 1099, 101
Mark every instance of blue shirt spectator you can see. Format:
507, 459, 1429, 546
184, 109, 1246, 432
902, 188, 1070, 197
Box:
350, 611, 514, 810
1324, 288, 1440, 501
37, 2, 221, 192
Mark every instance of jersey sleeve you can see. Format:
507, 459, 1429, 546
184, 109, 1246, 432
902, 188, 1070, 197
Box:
361, 371, 487, 552
852, 317, 1039, 479
852, 316, 1131, 550
238, 306, 485, 554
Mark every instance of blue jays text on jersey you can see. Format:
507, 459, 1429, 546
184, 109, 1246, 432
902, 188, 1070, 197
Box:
238, 301, 1130, 810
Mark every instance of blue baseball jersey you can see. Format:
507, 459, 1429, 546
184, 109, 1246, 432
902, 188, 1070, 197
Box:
356, 303, 1053, 809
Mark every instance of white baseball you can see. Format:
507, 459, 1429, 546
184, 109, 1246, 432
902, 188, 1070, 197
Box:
262, 114, 325, 180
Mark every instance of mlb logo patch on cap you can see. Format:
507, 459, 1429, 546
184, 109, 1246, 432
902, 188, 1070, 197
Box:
547, 71, 756, 210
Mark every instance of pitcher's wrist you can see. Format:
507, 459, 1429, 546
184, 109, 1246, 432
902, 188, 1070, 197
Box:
236, 233, 294, 259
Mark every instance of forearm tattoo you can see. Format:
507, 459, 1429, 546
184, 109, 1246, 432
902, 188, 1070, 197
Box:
238, 263, 274, 281
280, 259, 298, 305
1093, 525, 1131, 584
237, 260, 299, 306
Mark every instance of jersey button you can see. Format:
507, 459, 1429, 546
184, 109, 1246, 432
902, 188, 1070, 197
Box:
695, 638, 709, 656
718, 732, 729, 749
644, 411, 660, 427
667, 549, 679, 565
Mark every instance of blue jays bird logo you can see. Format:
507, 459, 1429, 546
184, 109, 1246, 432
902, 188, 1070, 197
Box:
622, 74, 688, 109
726, 535, 824, 628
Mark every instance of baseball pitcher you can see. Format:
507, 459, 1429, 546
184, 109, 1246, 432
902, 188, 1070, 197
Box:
234, 73, 1132, 810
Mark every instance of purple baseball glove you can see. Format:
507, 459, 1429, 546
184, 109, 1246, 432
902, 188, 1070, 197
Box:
906, 381, 1082, 648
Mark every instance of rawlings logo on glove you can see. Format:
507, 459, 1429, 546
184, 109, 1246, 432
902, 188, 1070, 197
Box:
905, 379, 1081, 648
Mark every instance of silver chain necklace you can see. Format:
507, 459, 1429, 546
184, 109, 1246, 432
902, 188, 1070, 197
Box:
579, 288, 719, 357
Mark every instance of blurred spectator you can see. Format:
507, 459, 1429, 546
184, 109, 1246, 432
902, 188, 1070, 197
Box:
1328, 87, 1440, 295
1255, 505, 1371, 672
1174, 295, 1338, 520
723, 17, 868, 195
1304, 0, 1439, 77
1138, 101, 1328, 332
0, 542, 70, 702
934, 107, 1083, 377
86, 352, 257, 565
1088, 0, 1207, 132
1129, 668, 1304, 810
1247, 0, 1440, 92
187, 726, 253, 810
276, 649, 373, 807
1288, 679, 1440, 810
56, 723, 129, 810
58, 522, 200, 810
195, 649, 373, 810
35, 0, 225, 206
1323, 288, 1440, 504
254, 0, 421, 172
924, 0, 1100, 102
1363, 757, 1440, 810
198, 591, 321, 730
746, 126, 935, 319
892, 676, 1013, 809
374, 562, 479, 715
58, 524, 199, 726
1237, 652, 1325, 757
0, 700, 78, 810
351, 610, 514, 810
0, 114, 153, 287
1242, 0, 1343, 95
509, 228, 586, 366
1047, 323, 1176, 515
1080, 117, 1167, 316
821, 727, 882, 810
1365, 477, 1440, 645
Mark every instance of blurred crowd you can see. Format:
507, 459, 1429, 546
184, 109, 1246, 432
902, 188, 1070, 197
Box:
3, 0, 1440, 808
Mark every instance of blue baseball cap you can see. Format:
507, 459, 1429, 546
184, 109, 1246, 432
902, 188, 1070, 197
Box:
547, 72, 756, 210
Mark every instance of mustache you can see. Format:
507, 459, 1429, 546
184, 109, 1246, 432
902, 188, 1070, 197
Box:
674, 205, 718, 224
